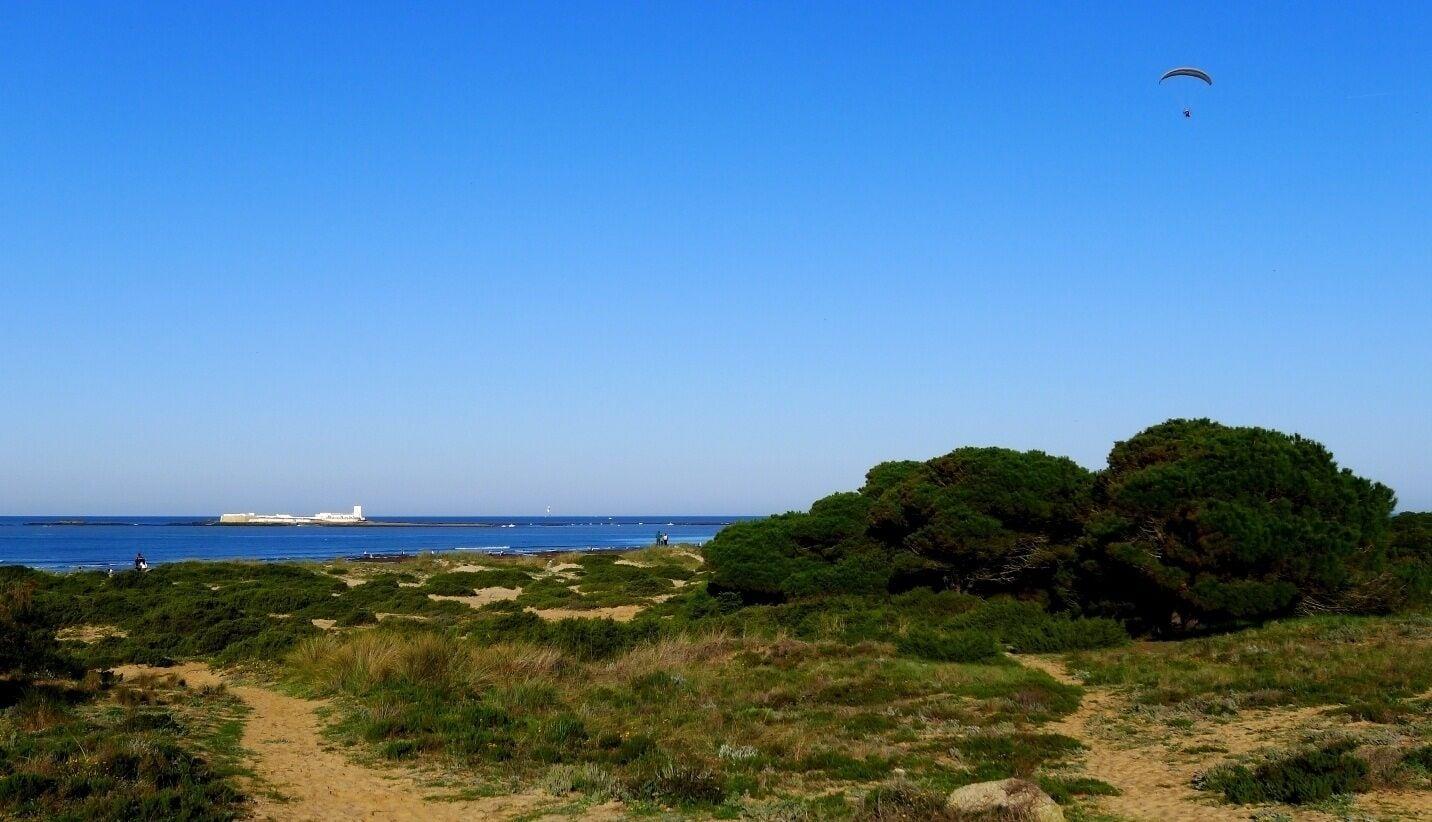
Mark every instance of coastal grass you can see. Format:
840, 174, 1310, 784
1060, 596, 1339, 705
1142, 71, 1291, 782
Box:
0, 671, 248, 821
26, 545, 1432, 817
284, 623, 1087, 814
1065, 611, 1432, 710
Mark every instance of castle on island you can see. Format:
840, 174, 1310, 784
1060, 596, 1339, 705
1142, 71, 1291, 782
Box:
218, 505, 366, 525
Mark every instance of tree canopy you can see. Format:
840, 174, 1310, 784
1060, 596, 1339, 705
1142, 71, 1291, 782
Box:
705, 418, 1425, 633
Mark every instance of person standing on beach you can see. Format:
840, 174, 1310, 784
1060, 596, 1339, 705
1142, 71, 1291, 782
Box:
134, 551, 147, 572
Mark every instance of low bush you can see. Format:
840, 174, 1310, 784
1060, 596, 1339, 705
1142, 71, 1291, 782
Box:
1200, 741, 1369, 805
1400, 745, 1432, 772
423, 569, 530, 595
1037, 775, 1120, 803
335, 608, 378, 627
0, 680, 246, 821
896, 628, 1002, 663
858, 780, 953, 821
0, 580, 71, 678
952, 733, 1082, 779
625, 761, 725, 808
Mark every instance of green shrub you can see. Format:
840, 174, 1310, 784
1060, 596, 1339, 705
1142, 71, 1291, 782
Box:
797, 749, 892, 780
1201, 741, 1369, 804
0, 700, 245, 822
541, 618, 662, 661
626, 762, 725, 808
335, 609, 378, 627
1356, 512, 1432, 612
423, 569, 530, 595
858, 779, 952, 821
950, 732, 1081, 779
1037, 775, 1119, 803
705, 419, 1424, 630
1400, 745, 1432, 772
896, 628, 1001, 663
1088, 419, 1396, 631
0, 580, 70, 678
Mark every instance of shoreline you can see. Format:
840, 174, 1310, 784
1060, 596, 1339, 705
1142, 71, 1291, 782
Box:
0, 541, 701, 573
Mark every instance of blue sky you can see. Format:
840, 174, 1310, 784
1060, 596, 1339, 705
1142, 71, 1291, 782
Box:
2, 2, 1429, 515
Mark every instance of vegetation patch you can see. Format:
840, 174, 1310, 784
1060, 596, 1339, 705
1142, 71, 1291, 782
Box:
1198, 741, 1369, 805
1068, 612, 1432, 709
0, 676, 247, 820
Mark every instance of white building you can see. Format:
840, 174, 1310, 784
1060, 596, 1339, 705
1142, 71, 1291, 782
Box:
218, 505, 366, 525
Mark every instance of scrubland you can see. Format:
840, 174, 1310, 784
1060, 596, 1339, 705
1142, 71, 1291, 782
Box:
2, 547, 1428, 820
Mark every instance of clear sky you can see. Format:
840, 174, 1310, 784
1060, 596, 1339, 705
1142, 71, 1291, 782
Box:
2, 2, 1429, 515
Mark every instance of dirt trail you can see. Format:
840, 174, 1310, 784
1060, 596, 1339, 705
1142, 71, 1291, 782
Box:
1019, 655, 1329, 822
112, 663, 559, 821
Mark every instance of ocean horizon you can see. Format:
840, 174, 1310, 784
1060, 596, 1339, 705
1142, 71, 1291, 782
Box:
0, 515, 752, 571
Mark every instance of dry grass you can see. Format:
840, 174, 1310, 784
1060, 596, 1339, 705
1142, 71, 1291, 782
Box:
289, 631, 565, 696
598, 630, 739, 681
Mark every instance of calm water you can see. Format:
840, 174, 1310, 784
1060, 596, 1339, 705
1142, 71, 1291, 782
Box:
0, 516, 748, 570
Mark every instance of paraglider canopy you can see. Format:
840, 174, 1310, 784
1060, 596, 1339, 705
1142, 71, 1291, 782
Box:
1160, 67, 1212, 85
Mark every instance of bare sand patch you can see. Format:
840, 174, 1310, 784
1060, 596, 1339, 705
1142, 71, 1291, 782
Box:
527, 605, 645, 622
427, 587, 522, 609
110, 661, 222, 689
311, 618, 337, 631
58, 625, 127, 643
614, 559, 650, 568
450, 564, 498, 573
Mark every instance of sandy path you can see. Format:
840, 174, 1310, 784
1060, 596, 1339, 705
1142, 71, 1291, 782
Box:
1019, 655, 1329, 822
235, 683, 553, 821
113, 663, 556, 821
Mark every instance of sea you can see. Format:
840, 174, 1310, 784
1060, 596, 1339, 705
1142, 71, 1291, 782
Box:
0, 516, 749, 571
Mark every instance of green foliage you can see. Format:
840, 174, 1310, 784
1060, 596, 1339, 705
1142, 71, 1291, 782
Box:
895, 628, 1002, 663
858, 779, 952, 821
0, 682, 245, 820
1037, 775, 1120, 804
1068, 612, 1432, 709
951, 733, 1082, 778
0, 576, 70, 678
1090, 419, 1396, 630
1199, 741, 1369, 805
702, 592, 1126, 656
335, 608, 378, 627
868, 447, 1093, 595
710, 418, 1422, 637
423, 569, 530, 595
1362, 512, 1432, 611
1402, 745, 1432, 772
626, 762, 726, 807
705, 508, 885, 601
542, 618, 663, 661
707, 449, 1093, 603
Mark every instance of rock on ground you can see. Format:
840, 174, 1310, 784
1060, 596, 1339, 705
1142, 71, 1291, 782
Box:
946, 778, 1063, 822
